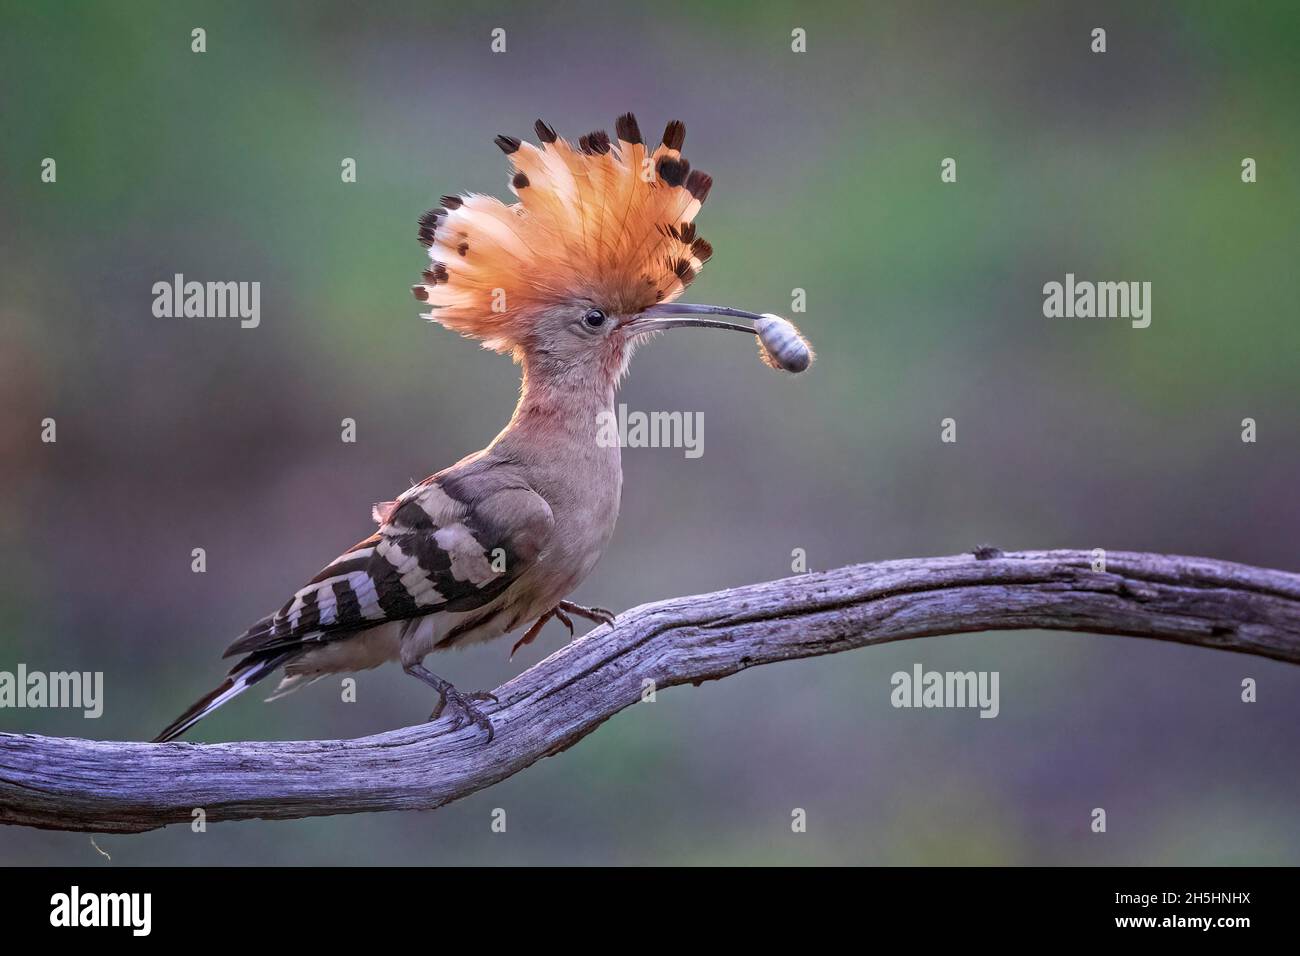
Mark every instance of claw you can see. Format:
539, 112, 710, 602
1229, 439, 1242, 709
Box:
405, 662, 495, 742
559, 600, 616, 627
511, 603, 612, 660
429, 688, 495, 741
511, 612, 554, 658
554, 607, 575, 635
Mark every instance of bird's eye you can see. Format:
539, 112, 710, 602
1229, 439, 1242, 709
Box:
583, 308, 607, 329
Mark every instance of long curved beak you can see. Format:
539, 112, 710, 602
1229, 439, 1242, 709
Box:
620, 302, 766, 337
623, 302, 814, 373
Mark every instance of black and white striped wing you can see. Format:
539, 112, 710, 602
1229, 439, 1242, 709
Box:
223, 479, 553, 658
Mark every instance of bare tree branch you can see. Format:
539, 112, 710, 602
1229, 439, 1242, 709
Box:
2, 549, 1297, 833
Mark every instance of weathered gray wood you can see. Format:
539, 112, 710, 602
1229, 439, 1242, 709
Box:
1, 549, 1297, 833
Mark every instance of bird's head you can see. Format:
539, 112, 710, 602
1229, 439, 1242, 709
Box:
413, 113, 811, 384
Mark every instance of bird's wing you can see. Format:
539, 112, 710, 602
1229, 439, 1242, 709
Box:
222, 473, 554, 658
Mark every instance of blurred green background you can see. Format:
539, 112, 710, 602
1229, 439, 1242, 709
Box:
2, 0, 1298, 865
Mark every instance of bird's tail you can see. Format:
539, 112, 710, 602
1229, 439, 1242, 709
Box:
153, 650, 295, 743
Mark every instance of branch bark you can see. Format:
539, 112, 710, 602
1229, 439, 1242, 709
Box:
2, 549, 1298, 833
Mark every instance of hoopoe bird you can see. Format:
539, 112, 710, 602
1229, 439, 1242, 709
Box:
155, 113, 812, 744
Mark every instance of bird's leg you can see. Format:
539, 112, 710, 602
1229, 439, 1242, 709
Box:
510, 606, 575, 658
403, 662, 497, 741
558, 600, 616, 627
508, 601, 614, 661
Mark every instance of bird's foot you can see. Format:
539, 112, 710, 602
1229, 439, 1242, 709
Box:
558, 600, 616, 627
510, 605, 576, 658
404, 663, 497, 741
429, 688, 498, 740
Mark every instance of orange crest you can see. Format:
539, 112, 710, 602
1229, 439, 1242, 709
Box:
412, 113, 714, 352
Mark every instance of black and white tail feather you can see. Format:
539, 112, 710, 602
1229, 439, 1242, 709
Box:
152, 649, 298, 743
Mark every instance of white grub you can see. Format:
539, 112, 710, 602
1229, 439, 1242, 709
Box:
754, 314, 813, 373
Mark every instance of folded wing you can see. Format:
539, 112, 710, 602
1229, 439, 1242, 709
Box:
223, 472, 554, 658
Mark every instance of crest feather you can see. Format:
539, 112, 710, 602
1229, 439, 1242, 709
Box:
413, 113, 714, 351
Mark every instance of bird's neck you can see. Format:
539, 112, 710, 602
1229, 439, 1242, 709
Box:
489, 353, 624, 531
491, 353, 618, 460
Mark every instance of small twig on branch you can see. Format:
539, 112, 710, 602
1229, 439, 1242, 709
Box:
1, 549, 1297, 834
